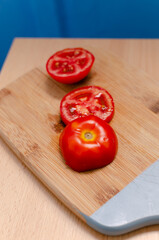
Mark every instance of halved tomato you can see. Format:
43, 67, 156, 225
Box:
60, 86, 114, 125
46, 48, 95, 84
59, 116, 118, 172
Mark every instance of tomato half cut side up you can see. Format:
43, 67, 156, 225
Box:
46, 48, 95, 84
60, 86, 114, 125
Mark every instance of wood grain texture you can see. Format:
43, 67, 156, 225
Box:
0, 62, 159, 219
1, 38, 159, 240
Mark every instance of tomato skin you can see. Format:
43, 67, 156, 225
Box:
46, 48, 95, 84
60, 86, 114, 125
59, 116, 118, 172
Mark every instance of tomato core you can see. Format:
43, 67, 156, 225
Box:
84, 132, 93, 139
81, 130, 96, 141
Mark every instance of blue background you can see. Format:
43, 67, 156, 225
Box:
0, 0, 159, 70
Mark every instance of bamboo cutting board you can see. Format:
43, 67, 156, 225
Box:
0, 61, 159, 231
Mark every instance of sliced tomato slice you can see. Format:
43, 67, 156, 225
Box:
60, 86, 114, 125
46, 48, 95, 84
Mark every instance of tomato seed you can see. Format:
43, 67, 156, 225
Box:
55, 62, 59, 67
70, 107, 76, 113
74, 51, 79, 55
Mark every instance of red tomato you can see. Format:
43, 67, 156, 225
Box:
59, 116, 118, 172
46, 48, 95, 84
60, 86, 114, 125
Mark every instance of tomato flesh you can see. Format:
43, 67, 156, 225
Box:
60, 86, 114, 125
46, 48, 95, 84
59, 116, 118, 172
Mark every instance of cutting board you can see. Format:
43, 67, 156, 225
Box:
0, 60, 159, 232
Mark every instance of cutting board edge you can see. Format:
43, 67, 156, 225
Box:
0, 128, 87, 222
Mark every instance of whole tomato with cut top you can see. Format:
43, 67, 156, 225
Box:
60, 86, 114, 125
46, 48, 95, 84
59, 116, 118, 172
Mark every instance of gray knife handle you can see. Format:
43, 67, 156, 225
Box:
80, 159, 159, 235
